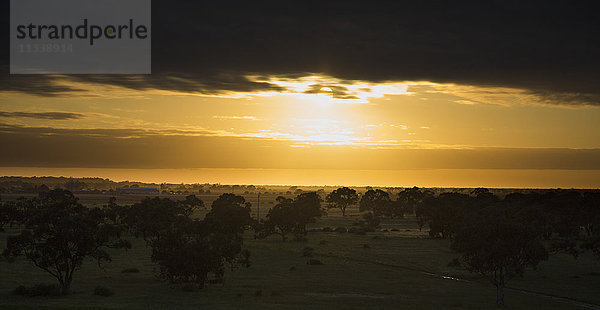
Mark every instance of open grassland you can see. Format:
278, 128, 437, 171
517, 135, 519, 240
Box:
1, 196, 600, 310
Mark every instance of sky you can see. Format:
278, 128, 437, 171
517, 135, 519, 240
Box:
1, 1, 599, 187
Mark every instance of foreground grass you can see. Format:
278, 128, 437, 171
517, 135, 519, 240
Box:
1, 214, 599, 309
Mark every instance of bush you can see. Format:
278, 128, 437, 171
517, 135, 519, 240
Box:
322, 227, 333, 232
181, 284, 198, 292
13, 283, 62, 296
94, 286, 114, 297
121, 268, 140, 273
355, 229, 367, 235
334, 227, 347, 233
307, 259, 324, 265
302, 246, 314, 257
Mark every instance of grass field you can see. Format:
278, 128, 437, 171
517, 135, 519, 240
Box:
1, 195, 600, 309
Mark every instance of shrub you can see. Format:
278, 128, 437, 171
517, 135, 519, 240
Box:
13, 283, 62, 297
182, 284, 198, 292
302, 247, 314, 257
322, 227, 333, 232
94, 286, 114, 297
121, 268, 140, 273
355, 229, 367, 235
334, 227, 347, 233
307, 259, 324, 265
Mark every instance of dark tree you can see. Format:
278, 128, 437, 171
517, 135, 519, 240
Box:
149, 193, 251, 288
326, 187, 358, 216
2, 189, 130, 294
290, 192, 323, 236
121, 196, 198, 244
397, 186, 430, 215
260, 197, 296, 241
451, 206, 548, 307
257, 192, 323, 241
417, 192, 474, 238
581, 192, 600, 257
182, 194, 205, 210
359, 189, 394, 217
0, 201, 19, 232
150, 217, 250, 288
353, 212, 381, 232
63, 179, 86, 192
204, 193, 253, 235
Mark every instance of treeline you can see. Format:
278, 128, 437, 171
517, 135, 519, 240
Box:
356, 186, 600, 306
0, 190, 253, 294
1, 186, 599, 306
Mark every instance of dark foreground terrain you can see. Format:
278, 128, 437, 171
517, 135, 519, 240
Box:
1, 191, 599, 310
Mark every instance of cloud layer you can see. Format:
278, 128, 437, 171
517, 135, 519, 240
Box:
1, 1, 599, 105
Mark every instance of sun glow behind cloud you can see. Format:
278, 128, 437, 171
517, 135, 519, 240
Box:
3, 73, 600, 152
245, 75, 416, 104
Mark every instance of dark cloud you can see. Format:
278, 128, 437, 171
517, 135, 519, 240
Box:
0, 111, 85, 120
303, 84, 359, 99
0, 123, 599, 170
1, 1, 599, 104
0, 123, 214, 138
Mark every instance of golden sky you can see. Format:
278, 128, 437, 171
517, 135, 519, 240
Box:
1, 75, 599, 187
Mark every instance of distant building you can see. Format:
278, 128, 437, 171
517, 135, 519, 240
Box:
116, 187, 160, 195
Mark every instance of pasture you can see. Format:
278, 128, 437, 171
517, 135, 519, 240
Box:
1, 193, 599, 309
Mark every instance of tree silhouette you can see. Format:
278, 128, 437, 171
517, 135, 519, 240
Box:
397, 186, 430, 215
121, 196, 198, 244
2, 189, 130, 294
359, 189, 394, 217
150, 216, 250, 288
204, 193, 253, 235
257, 192, 323, 241
451, 205, 548, 307
260, 197, 296, 241
417, 192, 473, 238
63, 180, 86, 192
326, 187, 358, 216
123, 193, 251, 288
0, 201, 19, 232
